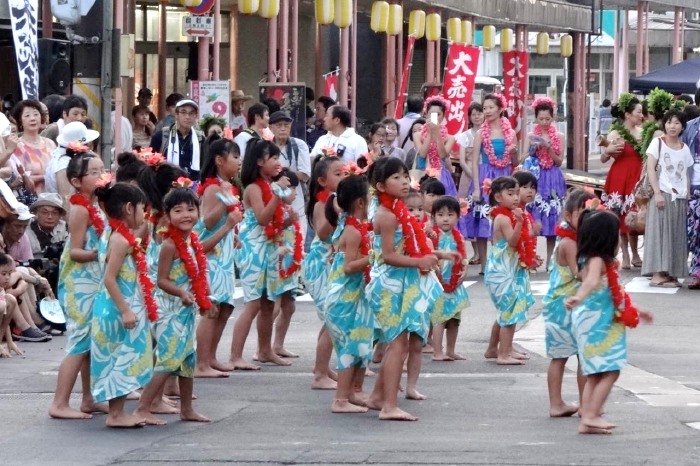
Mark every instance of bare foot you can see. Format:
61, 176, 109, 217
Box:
211, 360, 235, 372
311, 376, 337, 390
511, 350, 530, 360
422, 344, 435, 354
181, 409, 210, 422
332, 399, 369, 413
484, 349, 498, 359
583, 417, 617, 430
133, 408, 167, 426
379, 407, 418, 421
431, 354, 454, 361
49, 405, 92, 420
365, 397, 383, 411
275, 348, 299, 358
496, 356, 525, 365
150, 399, 180, 414
80, 401, 108, 415
126, 391, 141, 400
578, 424, 612, 435
257, 353, 292, 366
161, 396, 178, 406
106, 413, 147, 428
194, 366, 231, 378
549, 404, 579, 418
446, 352, 467, 361
349, 392, 368, 406
406, 388, 427, 400
328, 369, 338, 381
229, 358, 260, 371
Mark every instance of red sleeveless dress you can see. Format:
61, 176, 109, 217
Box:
602, 141, 643, 234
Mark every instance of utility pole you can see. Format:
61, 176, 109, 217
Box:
100, 0, 114, 167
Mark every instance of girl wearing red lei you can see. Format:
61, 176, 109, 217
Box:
429, 197, 470, 363
564, 209, 652, 435
229, 140, 292, 371
90, 183, 155, 428
483, 176, 535, 366
192, 138, 243, 377
542, 190, 594, 418
50, 152, 106, 420
134, 188, 214, 424
365, 157, 445, 421
323, 176, 375, 413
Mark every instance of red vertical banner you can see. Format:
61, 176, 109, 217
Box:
394, 36, 417, 119
502, 51, 529, 139
441, 44, 481, 135
323, 68, 339, 102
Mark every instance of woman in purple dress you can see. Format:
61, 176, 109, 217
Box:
522, 97, 566, 264
415, 96, 457, 196
468, 94, 518, 274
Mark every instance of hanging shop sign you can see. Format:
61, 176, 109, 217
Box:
441, 43, 481, 135
9, 0, 40, 100
502, 50, 529, 138
182, 15, 214, 38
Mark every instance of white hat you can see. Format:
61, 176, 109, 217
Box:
0, 179, 20, 212
14, 203, 35, 221
30, 192, 66, 214
56, 121, 100, 148
175, 99, 199, 110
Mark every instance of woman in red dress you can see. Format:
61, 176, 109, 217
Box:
601, 94, 644, 269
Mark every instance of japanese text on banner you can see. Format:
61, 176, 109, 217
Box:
502, 51, 529, 139
441, 44, 480, 135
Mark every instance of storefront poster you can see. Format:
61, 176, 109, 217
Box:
502, 51, 529, 139
9, 0, 39, 100
441, 44, 480, 135
190, 80, 230, 126
259, 83, 307, 142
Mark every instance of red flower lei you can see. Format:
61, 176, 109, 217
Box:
254, 178, 285, 240
316, 190, 331, 204
431, 226, 466, 293
605, 261, 640, 328
279, 218, 304, 279
345, 215, 371, 283
108, 219, 159, 322
480, 117, 516, 169
532, 124, 561, 169
161, 224, 212, 313
554, 222, 577, 241
197, 177, 241, 212
69, 194, 105, 237
377, 193, 432, 272
491, 206, 537, 269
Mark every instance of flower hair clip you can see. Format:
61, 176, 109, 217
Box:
410, 178, 420, 191
146, 152, 166, 167
223, 127, 234, 141
95, 172, 113, 189
136, 146, 155, 161
482, 178, 493, 196
261, 127, 275, 142
342, 161, 365, 176
492, 94, 509, 111
422, 94, 451, 115
531, 96, 557, 113
66, 141, 89, 153
320, 146, 337, 158
425, 167, 440, 179
458, 198, 470, 216
584, 198, 607, 211
172, 176, 194, 189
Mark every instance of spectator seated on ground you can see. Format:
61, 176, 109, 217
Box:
0, 253, 24, 356
25, 193, 67, 292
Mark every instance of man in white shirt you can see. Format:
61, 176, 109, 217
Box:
269, 110, 311, 239
234, 103, 270, 160
310, 105, 368, 163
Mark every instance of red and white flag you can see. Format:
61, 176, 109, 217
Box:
441, 44, 480, 135
394, 36, 417, 119
323, 68, 339, 102
502, 51, 529, 139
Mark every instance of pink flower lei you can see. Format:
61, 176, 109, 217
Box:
480, 117, 516, 169
532, 124, 561, 170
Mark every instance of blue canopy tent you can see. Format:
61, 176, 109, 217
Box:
629, 57, 700, 95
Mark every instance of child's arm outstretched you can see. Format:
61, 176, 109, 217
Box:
103, 234, 137, 329
157, 238, 194, 306
342, 228, 370, 275
564, 257, 604, 310
375, 209, 437, 270
68, 206, 98, 263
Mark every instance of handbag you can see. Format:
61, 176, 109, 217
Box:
626, 137, 661, 234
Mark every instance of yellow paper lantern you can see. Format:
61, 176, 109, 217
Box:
560, 33, 573, 57
461, 19, 473, 45
258, 0, 279, 18
536, 32, 549, 55
387, 4, 402, 36
238, 0, 259, 15
482, 25, 496, 50
500, 28, 514, 52
315, 0, 334, 25
408, 10, 425, 39
446, 18, 462, 43
333, 0, 352, 28
180, 0, 203, 6
370, 1, 389, 33
426, 13, 441, 42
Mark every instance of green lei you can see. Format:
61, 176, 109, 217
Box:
639, 121, 661, 161
609, 121, 643, 159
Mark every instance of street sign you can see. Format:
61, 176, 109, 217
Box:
182, 15, 214, 38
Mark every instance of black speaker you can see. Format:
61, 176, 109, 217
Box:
38, 39, 71, 98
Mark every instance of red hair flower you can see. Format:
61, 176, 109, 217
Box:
146, 152, 165, 167
342, 161, 365, 176
172, 176, 194, 189
223, 127, 234, 141
585, 198, 607, 211
482, 178, 492, 196
459, 198, 469, 216
321, 146, 337, 158
66, 141, 89, 153
261, 127, 275, 142
95, 172, 113, 189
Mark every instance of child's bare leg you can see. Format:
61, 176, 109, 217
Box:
256, 298, 291, 366
431, 323, 451, 361
49, 353, 92, 419
150, 377, 180, 414
576, 362, 586, 408
195, 308, 230, 377
484, 321, 500, 358
406, 333, 426, 401
312, 326, 336, 389
332, 366, 368, 413
372, 342, 386, 363
366, 360, 385, 410
1, 306, 21, 356
422, 325, 434, 353
107, 396, 146, 428
351, 366, 368, 402
620, 234, 631, 269
163, 376, 180, 396
580, 371, 619, 431
496, 325, 524, 365
78, 357, 108, 414
630, 234, 641, 264
546, 237, 556, 270
273, 293, 298, 358
179, 377, 209, 422
547, 358, 578, 417
228, 299, 262, 370
445, 319, 465, 360
476, 238, 488, 274
210, 304, 234, 372
134, 373, 171, 425
378, 333, 417, 420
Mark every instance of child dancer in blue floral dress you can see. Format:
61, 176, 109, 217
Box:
565, 209, 652, 434
302, 155, 345, 389
542, 189, 593, 417
50, 149, 107, 420
324, 175, 374, 413
91, 183, 154, 428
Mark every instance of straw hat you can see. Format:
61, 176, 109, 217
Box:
231, 90, 253, 102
